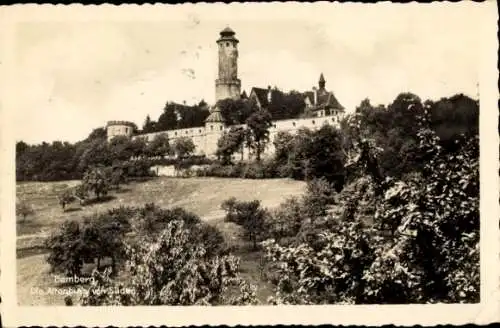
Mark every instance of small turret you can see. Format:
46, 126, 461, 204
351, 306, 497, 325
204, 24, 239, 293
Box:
205, 106, 226, 133
319, 73, 326, 89
106, 121, 136, 142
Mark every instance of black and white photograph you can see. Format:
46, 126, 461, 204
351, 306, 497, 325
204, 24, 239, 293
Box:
0, 1, 498, 327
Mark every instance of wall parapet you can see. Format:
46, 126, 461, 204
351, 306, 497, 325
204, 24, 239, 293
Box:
106, 120, 136, 128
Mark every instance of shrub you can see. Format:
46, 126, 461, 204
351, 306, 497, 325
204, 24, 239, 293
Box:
80, 220, 258, 305
45, 221, 86, 276
266, 197, 303, 243
132, 203, 206, 238
16, 200, 34, 222
82, 166, 110, 200
45, 209, 131, 276
222, 198, 269, 250
301, 177, 336, 221
261, 114, 479, 304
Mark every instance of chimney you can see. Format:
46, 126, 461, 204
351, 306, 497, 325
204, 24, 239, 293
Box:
312, 86, 317, 105
267, 86, 272, 103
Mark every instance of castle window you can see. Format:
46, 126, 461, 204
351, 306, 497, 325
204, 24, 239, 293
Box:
220, 126, 223, 131
292, 122, 296, 127
186, 131, 188, 134
226, 42, 230, 47
273, 124, 277, 128
211, 125, 213, 131
175, 132, 177, 136
312, 120, 316, 124
199, 129, 201, 133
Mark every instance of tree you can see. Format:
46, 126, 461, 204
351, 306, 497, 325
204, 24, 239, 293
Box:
146, 133, 170, 158
45, 209, 131, 277
77, 138, 111, 172
216, 127, 246, 164
245, 109, 273, 162
16, 200, 34, 222
103, 165, 127, 190
80, 220, 258, 305
82, 166, 110, 200
221, 198, 268, 250
58, 185, 87, 211
108, 136, 135, 163
129, 137, 148, 159
262, 105, 479, 304
301, 177, 336, 220
217, 98, 259, 125
45, 221, 86, 276
172, 137, 196, 158
85, 127, 107, 142
273, 131, 294, 164
156, 102, 179, 131
142, 115, 157, 134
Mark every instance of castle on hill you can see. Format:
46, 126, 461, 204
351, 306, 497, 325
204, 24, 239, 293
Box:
106, 27, 345, 159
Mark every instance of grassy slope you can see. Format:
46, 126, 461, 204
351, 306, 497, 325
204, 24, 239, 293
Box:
16, 177, 306, 305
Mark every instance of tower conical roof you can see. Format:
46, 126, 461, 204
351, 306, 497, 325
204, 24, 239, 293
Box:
205, 106, 225, 123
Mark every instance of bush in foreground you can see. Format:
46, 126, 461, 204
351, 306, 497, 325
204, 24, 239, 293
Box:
80, 220, 258, 305
261, 113, 479, 304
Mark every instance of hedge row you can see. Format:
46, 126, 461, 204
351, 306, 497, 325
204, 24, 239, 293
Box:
194, 161, 290, 180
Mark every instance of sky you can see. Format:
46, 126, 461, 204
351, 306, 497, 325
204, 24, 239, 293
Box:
5, 2, 484, 143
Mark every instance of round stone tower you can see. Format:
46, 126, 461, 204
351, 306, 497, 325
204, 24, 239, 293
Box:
215, 27, 241, 102
106, 121, 136, 142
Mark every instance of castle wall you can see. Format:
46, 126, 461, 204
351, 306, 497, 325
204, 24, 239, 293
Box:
131, 113, 344, 160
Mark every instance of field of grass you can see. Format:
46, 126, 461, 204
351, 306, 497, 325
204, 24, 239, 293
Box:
16, 176, 306, 305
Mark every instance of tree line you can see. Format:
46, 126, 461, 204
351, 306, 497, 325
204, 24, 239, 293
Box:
16, 128, 196, 182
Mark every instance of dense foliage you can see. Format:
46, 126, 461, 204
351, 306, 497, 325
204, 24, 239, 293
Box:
16, 126, 195, 182
260, 101, 479, 304
75, 205, 257, 305
216, 127, 247, 165
141, 100, 210, 133
45, 207, 133, 276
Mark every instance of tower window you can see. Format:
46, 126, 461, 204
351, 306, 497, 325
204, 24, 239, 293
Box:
220, 126, 223, 131
226, 42, 230, 47
185, 131, 188, 134
273, 124, 277, 128
175, 132, 177, 136
199, 129, 201, 133
211, 125, 213, 131
312, 120, 315, 124
292, 122, 296, 127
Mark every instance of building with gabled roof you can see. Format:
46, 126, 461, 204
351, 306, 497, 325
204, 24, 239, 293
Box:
303, 73, 344, 117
